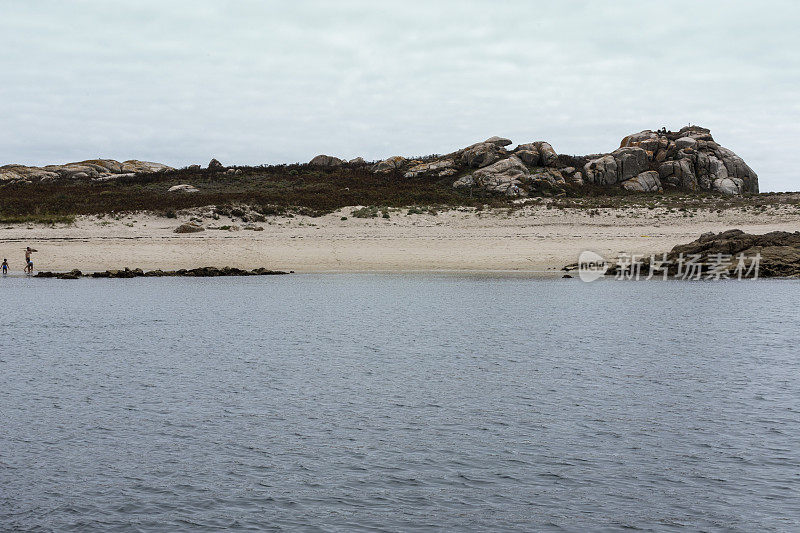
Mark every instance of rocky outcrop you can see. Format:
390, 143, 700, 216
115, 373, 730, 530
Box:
658, 159, 697, 190
368, 135, 568, 195
452, 136, 514, 169
309, 154, 344, 167
622, 171, 662, 192
322, 125, 755, 197
453, 156, 529, 197
3, 126, 755, 201
615, 126, 757, 194
0, 159, 172, 184
561, 167, 583, 186
529, 168, 566, 186
403, 159, 457, 178
458, 141, 507, 168
371, 156, 406, 173
514, 141, 558, 167
584, 147, 648, 186
583, 154, 618, 185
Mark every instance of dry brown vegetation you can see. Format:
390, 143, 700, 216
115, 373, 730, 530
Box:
1, 163, 798, 223
0, 164, 506, 222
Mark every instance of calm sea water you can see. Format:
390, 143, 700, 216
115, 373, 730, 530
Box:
1, 275, 799, 532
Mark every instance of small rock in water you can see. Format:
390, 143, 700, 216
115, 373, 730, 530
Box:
37, 266, 290, 278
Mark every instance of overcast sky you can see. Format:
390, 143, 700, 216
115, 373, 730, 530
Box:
1, 1, 798, 190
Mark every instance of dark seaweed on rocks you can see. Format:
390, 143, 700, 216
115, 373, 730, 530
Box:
608, 230, 800, 278
35, 267, 291, 279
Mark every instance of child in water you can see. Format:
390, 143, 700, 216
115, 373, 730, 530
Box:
1, 258, 7, 275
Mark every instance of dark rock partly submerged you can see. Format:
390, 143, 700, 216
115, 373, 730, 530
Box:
36, 267, 291, 279
665, 229, 800, 278
609, 230, 800, 279
35, 269, 83, 279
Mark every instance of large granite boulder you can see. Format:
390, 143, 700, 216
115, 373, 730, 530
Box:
0, 159, 172, 184
1, 164, 60, 183
527, 168, 565, 186
123, 160, 172, 174
583, 154, 618, 185
484, 136, 513, 147
514, 141, 558, 167
458, 142, 507, 168
561, 166, 584, 186
453, 156, 529, 197
309, 154, 344, 167
526, 168, 566, 195
403, 158, 457, 178
371, 156, 406, 173
622, 171, 662, 193
659, 159, 697, 190
584, 147, 648, 186
615, 147, 649, 182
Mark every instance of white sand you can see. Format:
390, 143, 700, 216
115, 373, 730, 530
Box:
1, 204, 799, 273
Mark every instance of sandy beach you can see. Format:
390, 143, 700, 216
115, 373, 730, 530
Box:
1, 204, 798, 274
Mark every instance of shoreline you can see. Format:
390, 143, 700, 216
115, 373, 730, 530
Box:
1, 204, 799, 273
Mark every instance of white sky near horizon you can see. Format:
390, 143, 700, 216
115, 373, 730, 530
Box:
1, 1, 799, 191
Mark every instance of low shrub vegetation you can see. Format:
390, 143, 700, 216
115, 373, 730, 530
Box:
0, 164, 795, 220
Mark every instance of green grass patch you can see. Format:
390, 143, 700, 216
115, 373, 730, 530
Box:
0, 213, 76, 224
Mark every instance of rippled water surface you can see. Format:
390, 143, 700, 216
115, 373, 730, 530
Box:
1, 275, 799, 531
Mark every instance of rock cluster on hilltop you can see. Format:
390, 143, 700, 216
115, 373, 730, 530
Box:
587, 126, 758, 195
308, 155, 368, 167
311, 126, 757, 197
0, 159, 172, 183
370, 136, 567, 197
578, 126, 758, 195
1, 126, 757, 198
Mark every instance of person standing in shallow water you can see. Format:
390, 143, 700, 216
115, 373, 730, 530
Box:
2, 258, 8, 275
23, 247, 37, 274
